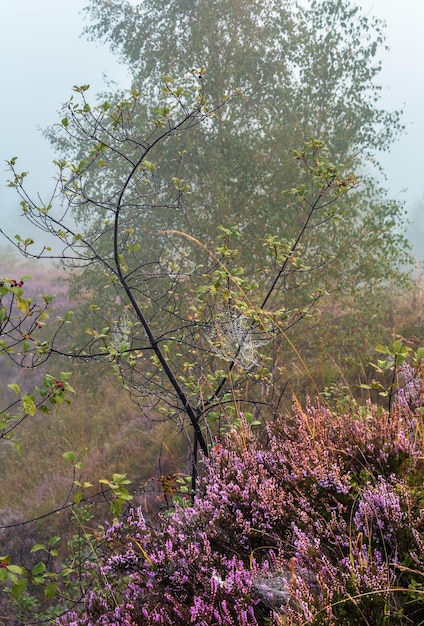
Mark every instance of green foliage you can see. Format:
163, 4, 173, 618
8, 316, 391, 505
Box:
82, 0, 408, 286
0, 499, 111, 622
74, 0, 413, 406
0, 276, 75, 447
8, 64, 366, 464
361, 339, 424, 414
99, 473, 133, 517
0, 534, 61, 604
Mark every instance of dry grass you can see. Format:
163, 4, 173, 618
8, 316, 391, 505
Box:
0, 367, 188, 527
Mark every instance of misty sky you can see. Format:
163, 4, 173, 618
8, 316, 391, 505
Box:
1, 0, 423, 252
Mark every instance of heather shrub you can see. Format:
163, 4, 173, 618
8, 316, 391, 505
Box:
57, 364, 424, 625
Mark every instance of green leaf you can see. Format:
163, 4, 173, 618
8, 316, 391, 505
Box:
392, 339, 405, 353
48, 536, 61, 547
60, 567, 75, 578
7, 564, 25, 575
63, 452, 82, 469
73, 84, 90, 92
63, 451, 76, 464
11, 577, 27, 600
31, 543, 46, 554
8, 383, 21, 395
112, 473, 131, 485
109, 500, 122, 517
10, 286, 24, 297
44, 581, 57, 599
31, 561, 46, 576
22, 395, 36, 415
73, 491, 83, 504
0, 568, 8, 583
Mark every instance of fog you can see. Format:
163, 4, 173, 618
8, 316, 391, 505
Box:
0, 0, 130, 241
1, 0, 423, 255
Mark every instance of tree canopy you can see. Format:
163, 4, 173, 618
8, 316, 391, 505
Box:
78, 0, 409, 294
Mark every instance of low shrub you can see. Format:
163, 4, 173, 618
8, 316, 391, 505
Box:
57, 363, 424, 625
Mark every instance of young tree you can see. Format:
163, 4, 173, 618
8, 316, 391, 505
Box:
77, 0, 412, 388
5, 75, 357, 489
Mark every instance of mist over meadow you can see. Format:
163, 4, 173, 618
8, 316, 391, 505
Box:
2, 1, 424, 624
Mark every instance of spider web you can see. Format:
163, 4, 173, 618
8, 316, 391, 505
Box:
111, 310, 133, 350
207, 311, 270, 370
